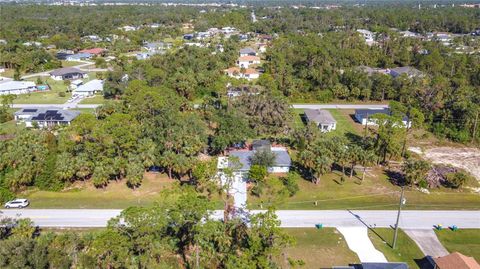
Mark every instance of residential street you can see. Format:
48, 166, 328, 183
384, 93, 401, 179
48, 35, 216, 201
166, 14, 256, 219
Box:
2, 209, 479, 228
20, 61, 95, 79
291, 104, 388, 109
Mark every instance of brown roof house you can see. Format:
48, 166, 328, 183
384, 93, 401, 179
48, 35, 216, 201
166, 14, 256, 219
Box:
434, 252, 480, 269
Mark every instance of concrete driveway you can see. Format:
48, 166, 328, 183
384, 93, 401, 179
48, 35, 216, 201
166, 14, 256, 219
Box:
338, 227, 387, 262
404, 229, 448, 257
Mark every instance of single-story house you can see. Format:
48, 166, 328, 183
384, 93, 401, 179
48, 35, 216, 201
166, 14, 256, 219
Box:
144, 42, 172, 52
0, 80, 36, 95
79, 48, 105, 55
69, 79, 84, 90
226, 85, 260, 98
354, 108, 411, 127
239, 47, 257, 57
434, 252, 480, 269
304, 109, 337, 132
224, 67, 260, 81
237, 56, 260, 68
72, 79, 103, 97
357, 29, 376, 45
56, 52, 74, 60
15, 108, 80, 128
389, 66, 424, 78
65, 53, 92, 61
50, 67, 87, 81
228, 147, 291, 174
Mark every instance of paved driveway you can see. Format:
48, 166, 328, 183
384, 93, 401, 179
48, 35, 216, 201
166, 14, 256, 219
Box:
404, 229, 449, 257
338, 227, 387, 262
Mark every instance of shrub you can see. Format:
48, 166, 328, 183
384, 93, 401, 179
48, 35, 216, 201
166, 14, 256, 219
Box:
58, 92, 66, 97
446, 172, 470, 188
249, 165, 267, 183
282, 172, 300, 197
0, 187, 14, 203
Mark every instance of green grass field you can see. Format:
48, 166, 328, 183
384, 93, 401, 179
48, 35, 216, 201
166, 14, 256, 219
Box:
369, 228, 424, 269
435, 229, 480, 261
280, 228, 359, 268
13, 77, 71, 104
61, 60, 84, 67
23, 173, 174, 209
248, 168, 480, 210
79, 94, 104, 104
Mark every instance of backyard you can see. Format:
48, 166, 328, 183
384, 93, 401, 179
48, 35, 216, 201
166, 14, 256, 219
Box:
12, 77, 71, 104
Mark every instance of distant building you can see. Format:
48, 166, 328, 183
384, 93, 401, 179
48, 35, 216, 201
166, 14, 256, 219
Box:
15, 108, 80, 128
239, 47, 257, 57
0, 80, 36, 95
50, 67, 87, 81
144, 42, 172, 52
304, 109, 337, 132
357, 29, 376, 45
72, 79, 103, 97
237, 56, 261, 68
389, 66, 424, 78
354, 108, 411, 128
226, 85, 260, 98
224, 67, 260, 81
79, 48, 105, 55
65, 53, 92, 61
69, 79, 84, 90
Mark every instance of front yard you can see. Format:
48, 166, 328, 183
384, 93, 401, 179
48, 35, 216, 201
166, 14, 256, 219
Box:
279, 228, 359, 268
435, 229, 480, 261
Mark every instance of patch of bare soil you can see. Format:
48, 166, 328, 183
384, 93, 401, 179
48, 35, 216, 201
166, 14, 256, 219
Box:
409, 146, 480, 181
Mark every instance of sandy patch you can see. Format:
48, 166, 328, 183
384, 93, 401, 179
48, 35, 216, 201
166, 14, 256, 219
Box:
409, 147, 480, 181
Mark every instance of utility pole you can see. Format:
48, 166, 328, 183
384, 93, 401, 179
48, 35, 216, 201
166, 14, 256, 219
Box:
393, 187, 405, 249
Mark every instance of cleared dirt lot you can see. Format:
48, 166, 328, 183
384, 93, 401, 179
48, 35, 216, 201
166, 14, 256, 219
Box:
409, 146, 480, 181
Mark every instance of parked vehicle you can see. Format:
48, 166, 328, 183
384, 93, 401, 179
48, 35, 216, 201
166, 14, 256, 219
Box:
4, 199, 29, 209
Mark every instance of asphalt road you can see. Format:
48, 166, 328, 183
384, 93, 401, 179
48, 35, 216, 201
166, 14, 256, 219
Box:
20, 61, 95, 79
11, 104, 101, 109
1, 209, 479, 228
12, 103, 386, 110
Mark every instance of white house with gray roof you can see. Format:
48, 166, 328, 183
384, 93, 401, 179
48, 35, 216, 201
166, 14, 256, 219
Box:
15, 108, 80, 128
72, 79, 104, 97
0, 80, 36, 95
304, 109, 337, 132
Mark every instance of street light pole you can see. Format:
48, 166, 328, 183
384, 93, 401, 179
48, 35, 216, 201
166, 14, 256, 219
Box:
393, 186, 405, 249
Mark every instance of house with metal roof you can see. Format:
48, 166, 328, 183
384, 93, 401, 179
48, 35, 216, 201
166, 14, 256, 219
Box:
65, 53, 92, 61
228, 147, 291, 174
0, 80, 36, 95
15, 108, 80, 128
50, 67, 87, 81
72, 79, 103, 97
354, 108, 411, 128
389, 66, 424, 78
304, 109, 337, 132
239, 47, 257, 57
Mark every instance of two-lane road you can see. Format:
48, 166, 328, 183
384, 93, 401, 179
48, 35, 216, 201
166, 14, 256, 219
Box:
2, 209, 479, 228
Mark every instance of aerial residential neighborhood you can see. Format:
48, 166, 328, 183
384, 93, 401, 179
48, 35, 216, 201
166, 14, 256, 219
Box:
0, 1, 479, 268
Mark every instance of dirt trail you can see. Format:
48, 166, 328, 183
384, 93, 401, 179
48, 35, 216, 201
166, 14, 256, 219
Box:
409, 147, 480, 181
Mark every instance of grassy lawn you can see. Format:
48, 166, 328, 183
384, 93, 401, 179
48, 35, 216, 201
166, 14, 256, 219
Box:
1, 68, 15, 78
279, 228, 359, 268
435, 229, 480, 261
79, 94, 104, 104
22, 173, 175, 209
0, 120, 23, 134
328, 109, 362, 136
369, 228, 424, 269
13, 77, 71, 104
61, 60, 84, 67
248, 168, 480, 210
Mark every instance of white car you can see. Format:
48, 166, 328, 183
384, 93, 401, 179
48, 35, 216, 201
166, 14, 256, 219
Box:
4, 199, 29, 209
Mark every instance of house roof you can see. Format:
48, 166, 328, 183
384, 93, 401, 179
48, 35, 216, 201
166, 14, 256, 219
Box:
361, 263, 409, 269
238, 55, 260, 62
224, 67, 259, 75
434, 252, 480, 269
79, 48, 105, 54
15, 108, 80, 122
240, 47, 256, 54
389, 66, 423, 77
304, 109, 336, 125
0, 80, 36, 92
73, 79, 103, 93
67, 53, 92, 59
50, 67, 86, 76
228, 149, 291, 171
